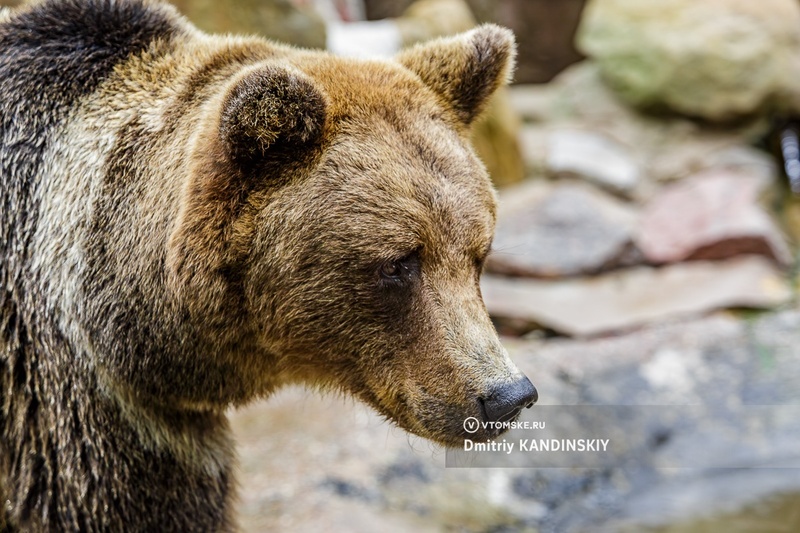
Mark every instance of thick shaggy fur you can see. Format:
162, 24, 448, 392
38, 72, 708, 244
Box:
0, 0, 525, 530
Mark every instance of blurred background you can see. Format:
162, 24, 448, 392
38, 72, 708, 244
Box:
4, 0, 800, 531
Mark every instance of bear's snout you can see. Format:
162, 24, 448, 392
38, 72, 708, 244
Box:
479, 376, 538, 424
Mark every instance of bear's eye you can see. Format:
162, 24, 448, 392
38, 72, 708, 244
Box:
474, 257, 485, 274
378, 251, 420, 284
473, 244, 493, 281
380, 261, 402, 279
475, 245, 492, 270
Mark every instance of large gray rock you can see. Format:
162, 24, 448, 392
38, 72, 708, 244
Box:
635, 169, 792, 266
546, 128, 640, 195
505, 311, 800, 533
481, 256, 791, 337
648, 137, 779, 186
486, 181, 639, 278
577, 0, 800, 121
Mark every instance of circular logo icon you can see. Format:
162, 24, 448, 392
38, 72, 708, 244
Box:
463, 417, 480, 434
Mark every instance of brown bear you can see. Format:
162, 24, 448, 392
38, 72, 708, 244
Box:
0, 0, 537, 530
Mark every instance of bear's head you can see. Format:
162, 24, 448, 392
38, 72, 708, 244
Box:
170, 25, 536, 445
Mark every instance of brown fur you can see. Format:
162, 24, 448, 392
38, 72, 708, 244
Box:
0, 0, 532, 530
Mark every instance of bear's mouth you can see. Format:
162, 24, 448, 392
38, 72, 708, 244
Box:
353, 379, 535, 447
397, 389, 523, 447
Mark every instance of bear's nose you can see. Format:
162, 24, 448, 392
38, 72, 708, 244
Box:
481, 376, 538, 423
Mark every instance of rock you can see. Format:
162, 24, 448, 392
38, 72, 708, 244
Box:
481, 256, 791, 337
505, 311, 800, 532
507, 84, 559, 123
745, 310, 800, 403
506, 314, 744, 394
486, 181, 639, 278
576, 0, 800, 121
635, 170, 792, 266
782, 195, 800, 245
649, 135, 779, 185
171, 0, 328, 49
613, 473, 800, 533
511, 63, 779, 204
704, 145, 779, 183
545, 128, 640, 194
517, 124, 549, 176
541, 62, 652, 134
512, 65, 776, 202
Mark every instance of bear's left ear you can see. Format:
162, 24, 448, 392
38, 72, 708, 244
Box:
219, 65, 327, 167
397, 24, 516, 126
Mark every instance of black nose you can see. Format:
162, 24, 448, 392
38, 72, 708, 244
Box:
481, 376, 538, 423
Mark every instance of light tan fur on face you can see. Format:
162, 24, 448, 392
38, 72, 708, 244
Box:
40, 20, 522, 443
221, 48, 526, 444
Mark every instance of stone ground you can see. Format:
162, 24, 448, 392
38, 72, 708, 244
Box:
231, 311, 800, 532
231, 63, 800, 532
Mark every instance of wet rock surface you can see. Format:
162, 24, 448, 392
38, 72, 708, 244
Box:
512, 312, 800, 533
232, 312, 800, 532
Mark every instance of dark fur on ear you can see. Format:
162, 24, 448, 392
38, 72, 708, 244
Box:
397, 24, 516, 125
219, 65, 327, 166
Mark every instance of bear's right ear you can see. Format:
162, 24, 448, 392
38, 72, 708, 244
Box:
397, 24, 515, 126
219, 65, 327, 167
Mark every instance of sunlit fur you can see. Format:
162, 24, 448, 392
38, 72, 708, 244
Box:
0, 0, 522, 530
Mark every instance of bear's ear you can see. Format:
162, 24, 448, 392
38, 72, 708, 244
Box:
219, 65, 327, 167
397, 24, 516, 126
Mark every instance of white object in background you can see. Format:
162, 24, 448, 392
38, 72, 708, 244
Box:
326, 19, 402, 58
